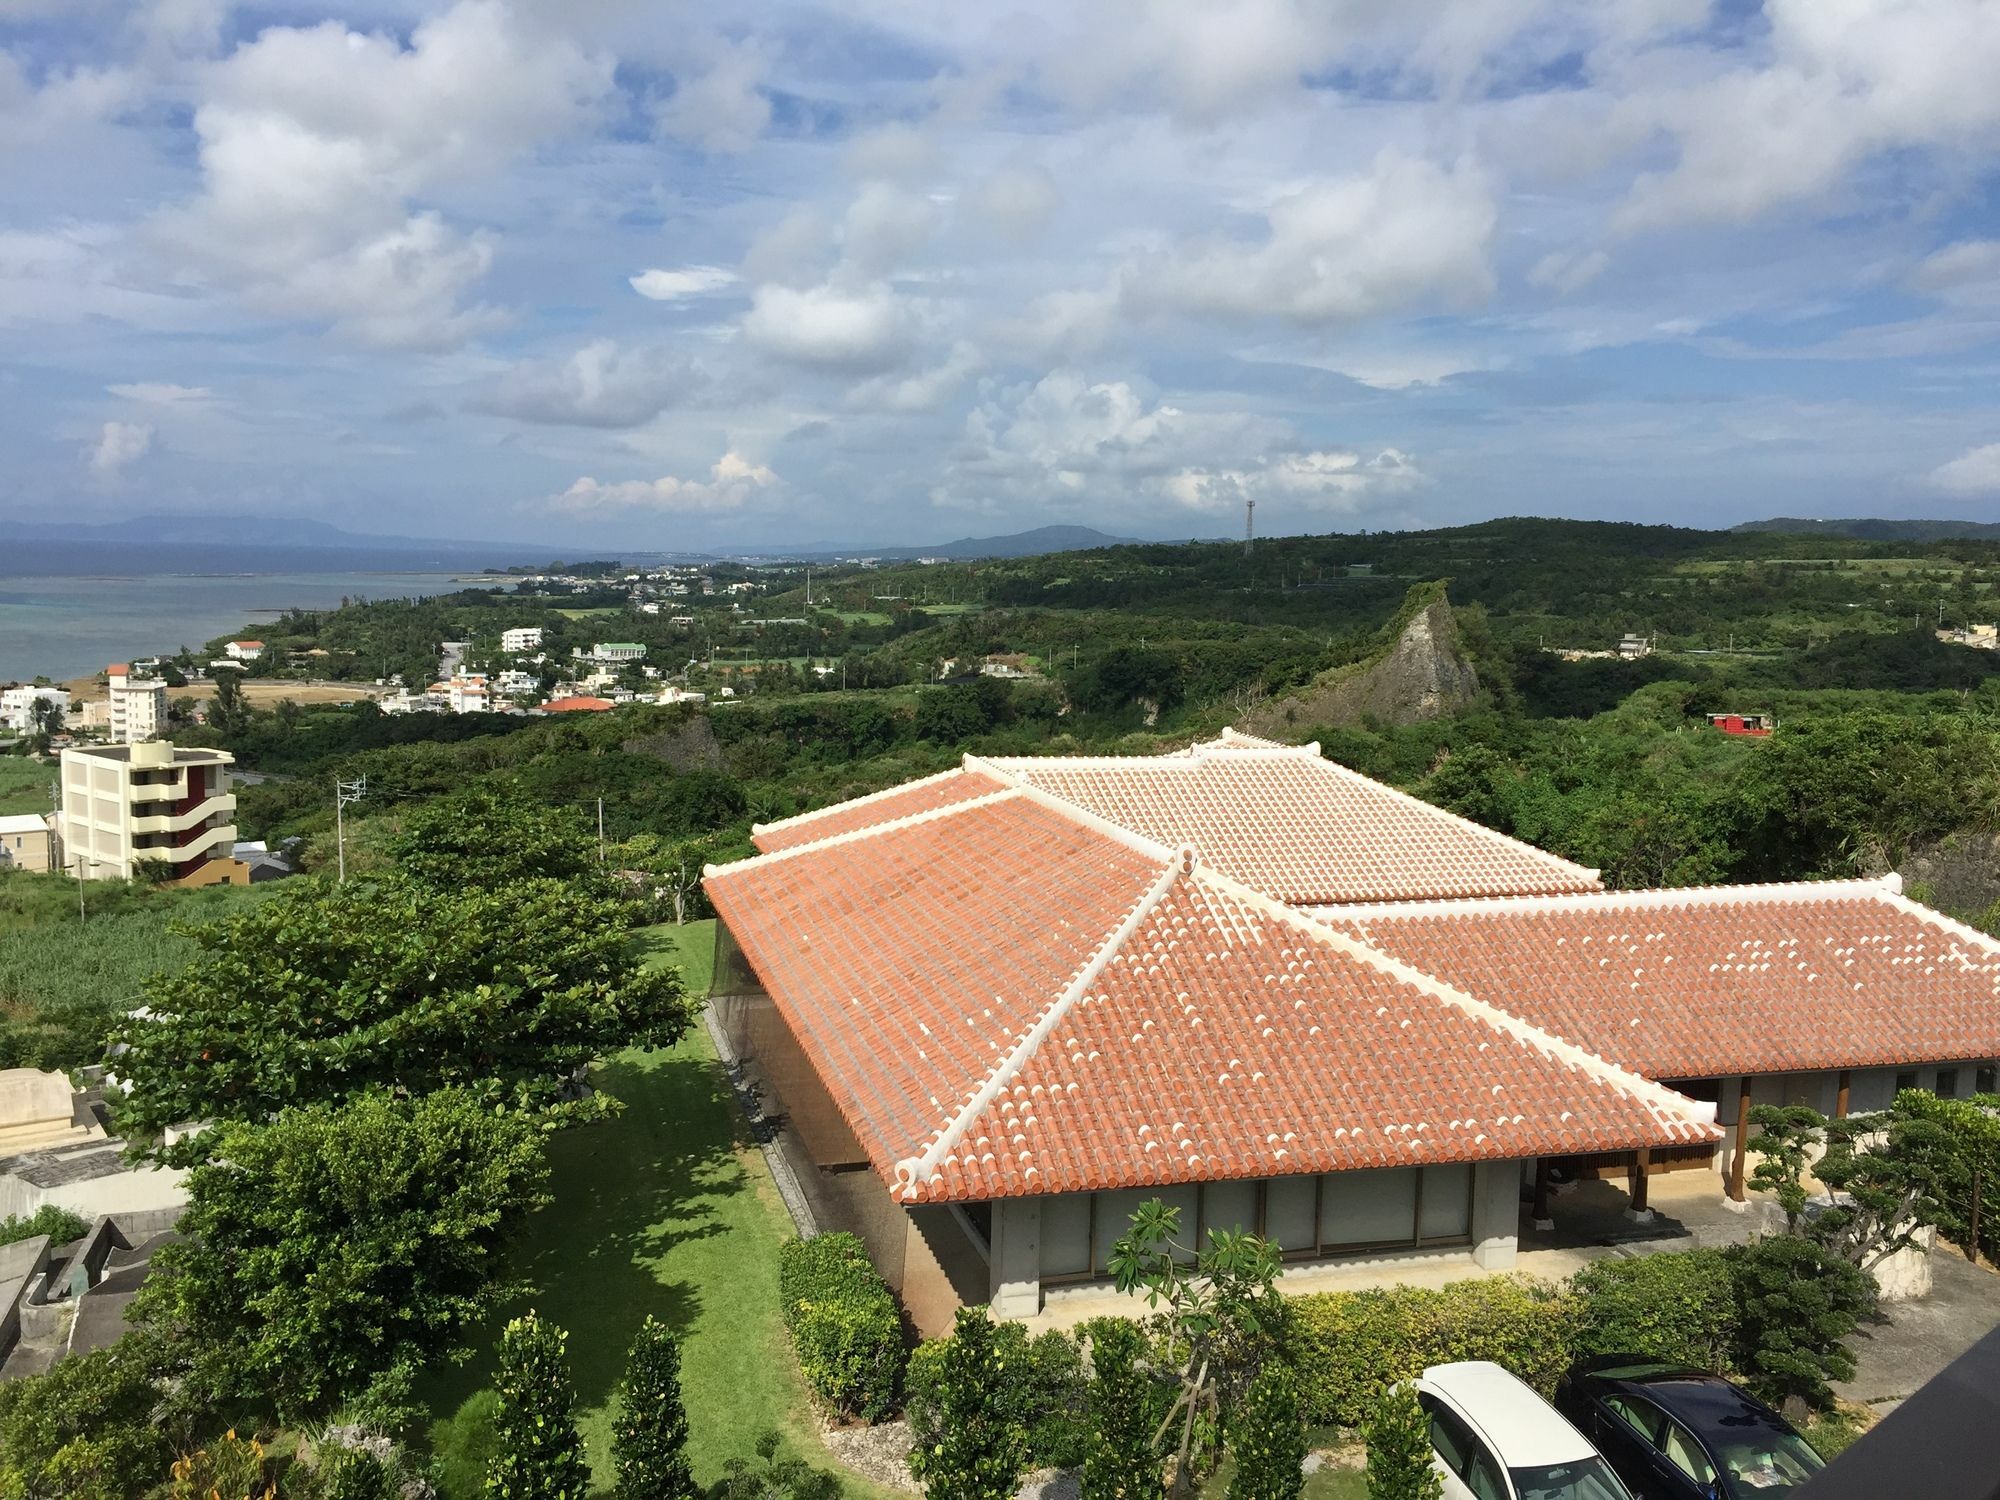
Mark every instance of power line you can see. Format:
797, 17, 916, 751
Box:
334, 773, 367, 883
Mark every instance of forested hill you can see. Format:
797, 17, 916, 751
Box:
1734, 516, 2000, 542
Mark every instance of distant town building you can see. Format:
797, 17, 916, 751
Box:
979, 653, 1040, 680
223, 640, 265, 661
582, 642, 647, 663
542, 695, 616, 713
446, 676, 491, 714
59, 741, 244, 885
105, 665, 168, 745
0, 813, 55, 872
494, 669, 538, 697
0, 685, 69, 733
1706, 713, 1776, 737
1938, 623, 1999, 651
500, 627, 544, 653
1617, 633, 1654, 659
656, 686, 707, 705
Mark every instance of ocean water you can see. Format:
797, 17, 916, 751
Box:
0, 568, 482, 683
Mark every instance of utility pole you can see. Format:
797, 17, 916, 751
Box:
597, 797, 606, 863
334, 773, 367, 883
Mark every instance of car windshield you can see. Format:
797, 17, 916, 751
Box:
1713, 1428, 1825, 1495
1510, 1456, 1634, 1500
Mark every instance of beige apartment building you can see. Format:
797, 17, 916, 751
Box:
59, 742, 246, 886
105, 664, 169, 745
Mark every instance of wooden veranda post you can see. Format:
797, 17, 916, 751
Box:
1836, 1070, 1852, 1118
1729, 1082, 1751, 1202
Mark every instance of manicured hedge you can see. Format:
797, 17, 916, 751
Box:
1290, 1276, 1581, 1429
906, 1319, 1090, 1471
1571, 1248, 1738, 1373
0, 1205, 89, 1249
776, 1232, 904, 1421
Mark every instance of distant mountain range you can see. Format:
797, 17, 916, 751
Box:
806, 524, 1149, 561
1735, 516, 2000, 542
0, 513, 534, 554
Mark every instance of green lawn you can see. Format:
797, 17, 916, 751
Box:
631, 919, 716, 997
422, 919, 901, 1499
0, 758, 56, 816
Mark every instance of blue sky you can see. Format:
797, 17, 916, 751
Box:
3, 0, 1998, 550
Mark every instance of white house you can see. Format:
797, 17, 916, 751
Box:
105, 666, 167, 745
0, 686, 69, 734
223, 640, 265, 661
500, 627, 544, 653
0, 813, 54, 872
580, 642, 648, 663
445, 676, 492, 714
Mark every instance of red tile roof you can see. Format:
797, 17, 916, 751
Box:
706, 791, 1715, 1205
1317, 880, 2000, 1080
542, 695, 616, 713
753, 731, 1601, 905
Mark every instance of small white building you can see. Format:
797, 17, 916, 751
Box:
446, 676, 491, 714
500, 627, 544, 653
223, 640, 265, 662
105, 666, 168, 746
0, 814, 55, 873
494, 669, 539, 697
581, 642, 648, 663
0, 686, 69, 734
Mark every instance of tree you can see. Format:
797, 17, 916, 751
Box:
1728, 1235, 1874, 1414
614, 1317, 696, 1500
1748, 1101, 1949, 1271
1226, 1363, 1305, 1500
906, 1308, 1029, 1500
1081, 1318, 1163, 1500
389, 784, 605, 889
487, 1312, 589, 1500
1109, 1199, 1286, 1498
709, 1433, 842, 1500
0, 1342, 174, 1500
1747, 1105, 1823, 1234
1363, 1385, 1442, 1500
133, 1089, 549, 1423
113, 873, 690, 1142
211, 670, 247, 734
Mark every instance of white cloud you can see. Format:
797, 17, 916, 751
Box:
848, 342, 983, 412
741, 207, 831, 289
1908, 240, 2000, 305
993, 286, 1122, 360
543, 451, 778, 512
1931, 442, 2000, 495
840, 183, 941, 277
1165, 448, 1424, 512
630, 266, 738, 301
967, 164, 1061, 243
1130, 151, 1497, 327
742, 281, 917, 372
845, 123, 939, 182
474, 339, 698, 428
1527, 249, 1610, 296
86, 419, 153, 479
655, 36, 769, 154
107, 381, 211, 403
159, 0, 612, 349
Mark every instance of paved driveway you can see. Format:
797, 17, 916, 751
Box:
1837, 1245, 2000, 1409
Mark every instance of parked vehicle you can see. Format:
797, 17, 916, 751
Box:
1553, 1357, 1827, 1499
1416, 1361, 1636, 1500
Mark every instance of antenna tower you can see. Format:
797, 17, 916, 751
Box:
1243, 498, 1256, 557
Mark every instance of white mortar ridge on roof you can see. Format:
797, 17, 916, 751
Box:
1313, 874, 1910, 925
706, 785, 1023, 876
748, 763, 987, 837
1197, 866, 1723, 1139
1878, 884, 2000, 960
892, 845, 1195, 1200
961, 754, 1193, 863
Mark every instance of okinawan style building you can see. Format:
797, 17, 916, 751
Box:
702, 732, 2000, 1332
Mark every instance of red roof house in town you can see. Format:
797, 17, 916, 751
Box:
706, 732, 2000, 1332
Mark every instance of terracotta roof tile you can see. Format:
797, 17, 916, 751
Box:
753, 767, 1006, 853
1318, 880, 2000, 1080
706, 794, 1714, 1204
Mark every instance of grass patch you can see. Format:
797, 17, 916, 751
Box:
556, 608, 625, 620
824, 610, 891, 626
420, 948, 896, 1498
631, 919, 716, 996
0, 757, 57, 816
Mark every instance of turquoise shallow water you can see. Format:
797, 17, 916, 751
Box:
0, 570, 475, 683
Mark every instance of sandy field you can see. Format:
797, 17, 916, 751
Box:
63, 676, 395, 706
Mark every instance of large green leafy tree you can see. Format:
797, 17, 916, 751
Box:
906, 1308, 1029, 1500
113, 873, 689, 1142
388, 784, 607, 890
486, 1312, 590, 1500
614, 1317, 697, 1500
132, 1089, 550, 1423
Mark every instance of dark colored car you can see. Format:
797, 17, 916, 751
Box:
1553, 1358, 1825, 1500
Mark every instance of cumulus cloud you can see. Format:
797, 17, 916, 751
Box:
630, 266, 738, 301
158, 0, 611, 349
107, 381, 211, 403
1617, 0, 2000, 230
1931, 443, 2000, 495
473, 340, 699, 428
1164, 448, 1424, 512
742, 281, 918, 372
544, 451, 778, 512
840, 183, 941, 277
967, 164, 1061, 243
86, 419, 153, 479
1908, 240, 2000, 305
1129, 151, 1496, 326
1527, 249, 1610, 296
655, 35, 769, 153
848, 342, 983, 412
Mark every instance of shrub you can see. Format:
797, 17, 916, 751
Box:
168, 1429, 275, 1499
485, 1311, 588, 1500
1226, 1363, 1305, 1500
776, 1233, 904, 1422
0, 1342, 174, 1500
614, 1316, 696, 1499
710, 1434, 843, 1500
908, 1323, 1087, 1471
1081, 1319, 1163, 1500
1363, 1385, 1442, 1500
0, 1204, 90, 1248
1290, 1277, 1580, 1429
1727, 1237, 1875, 1413
906, 1308, 1029, 1500
1571, 1249, 1738, 1372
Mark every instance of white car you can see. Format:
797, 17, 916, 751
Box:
1415, 1361, 1636, 1500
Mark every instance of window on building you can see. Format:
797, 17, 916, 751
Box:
1937, 1069, 1960, 1099
1896, 1070, 1920, 1092
1977, 1066, 1996, 1097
